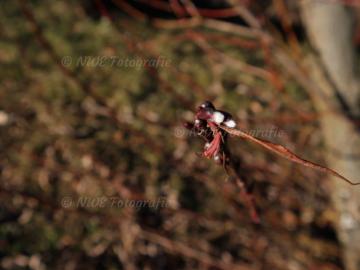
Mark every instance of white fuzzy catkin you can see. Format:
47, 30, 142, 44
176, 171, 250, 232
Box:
224, 119, 236, 128
204, 142, 210, 149
212, 111, 225, 124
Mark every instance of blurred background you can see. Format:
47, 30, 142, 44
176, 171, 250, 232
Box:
2, 0, 360, 269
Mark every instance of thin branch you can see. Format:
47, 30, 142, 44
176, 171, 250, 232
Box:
220, 125, 360, 185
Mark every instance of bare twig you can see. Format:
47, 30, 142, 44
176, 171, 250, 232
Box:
220, 125, 360, 186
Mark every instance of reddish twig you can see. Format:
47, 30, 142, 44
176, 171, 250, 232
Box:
135, 0, 248, 18
220, 125, 360, 186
